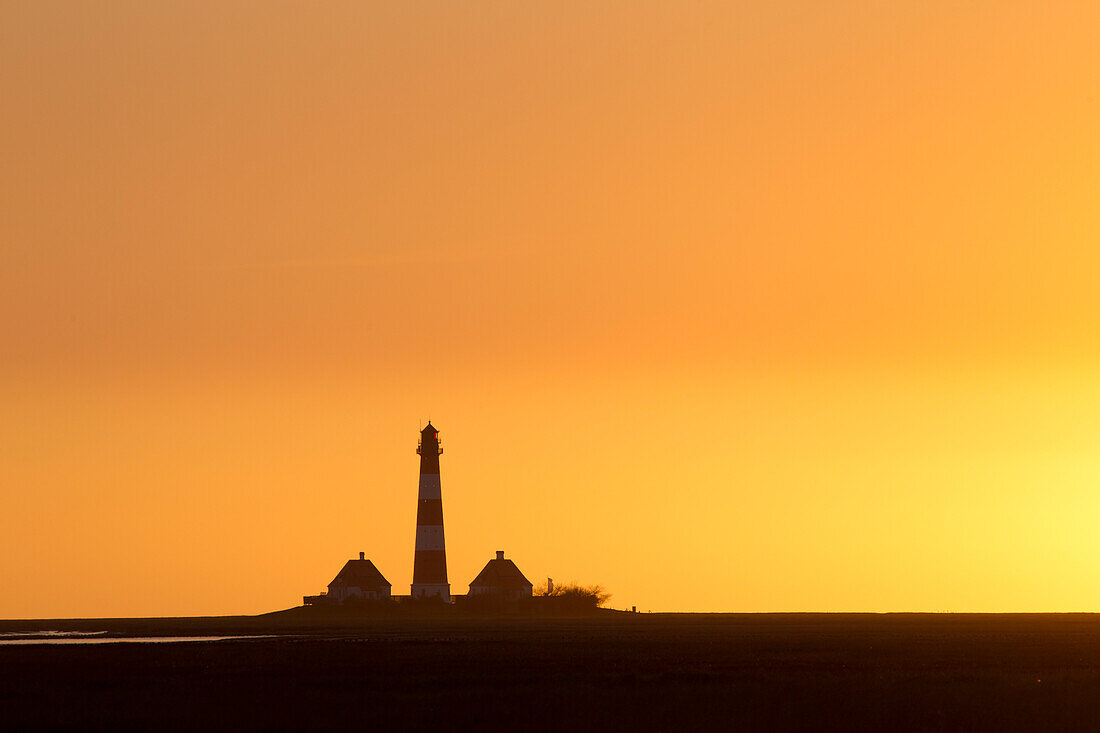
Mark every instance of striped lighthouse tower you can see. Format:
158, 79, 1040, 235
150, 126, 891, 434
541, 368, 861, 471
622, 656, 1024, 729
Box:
411, 422, 450, 601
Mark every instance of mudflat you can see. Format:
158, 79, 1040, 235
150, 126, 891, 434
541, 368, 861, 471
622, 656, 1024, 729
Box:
2, 612, 1099, 730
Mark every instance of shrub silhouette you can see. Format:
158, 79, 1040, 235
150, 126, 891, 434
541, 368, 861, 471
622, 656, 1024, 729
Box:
534, 582, 610, 609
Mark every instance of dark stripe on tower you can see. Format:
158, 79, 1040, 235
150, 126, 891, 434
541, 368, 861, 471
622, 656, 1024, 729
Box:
419, 446, 440, 474
416, 500, 444, 525
413, 550, 447, 583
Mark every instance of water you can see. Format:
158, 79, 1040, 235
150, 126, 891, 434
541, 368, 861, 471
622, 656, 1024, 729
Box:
0, 631, 269, 645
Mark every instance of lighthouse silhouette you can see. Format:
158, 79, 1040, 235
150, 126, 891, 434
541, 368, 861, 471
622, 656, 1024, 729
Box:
411, 422, 451, 601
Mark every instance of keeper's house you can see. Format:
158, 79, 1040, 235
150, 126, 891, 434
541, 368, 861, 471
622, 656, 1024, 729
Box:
468, 551, 533, 600
304, 552, 391, 605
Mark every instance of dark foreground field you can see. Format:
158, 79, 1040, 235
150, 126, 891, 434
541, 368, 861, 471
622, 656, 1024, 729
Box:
3, 612, 1100, 731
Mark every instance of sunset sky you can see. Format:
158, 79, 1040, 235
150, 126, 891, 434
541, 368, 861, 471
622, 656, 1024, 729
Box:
3, 1, 1100, 617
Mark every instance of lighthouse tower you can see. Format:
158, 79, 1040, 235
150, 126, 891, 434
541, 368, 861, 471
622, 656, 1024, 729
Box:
411, 422, 450, 601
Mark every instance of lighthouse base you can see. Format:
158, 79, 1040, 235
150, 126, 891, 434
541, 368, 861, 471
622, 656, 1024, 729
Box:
410, 584, 451, 602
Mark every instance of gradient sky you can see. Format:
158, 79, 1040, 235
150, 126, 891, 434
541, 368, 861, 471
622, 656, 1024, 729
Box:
3, 1, 1100, 617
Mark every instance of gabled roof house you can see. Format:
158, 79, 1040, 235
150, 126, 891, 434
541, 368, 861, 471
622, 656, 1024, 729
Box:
468, 551, 533, 600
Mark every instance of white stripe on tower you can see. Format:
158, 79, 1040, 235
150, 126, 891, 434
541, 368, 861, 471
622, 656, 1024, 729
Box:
414, 526, 446, 551
411, 422, 450, 601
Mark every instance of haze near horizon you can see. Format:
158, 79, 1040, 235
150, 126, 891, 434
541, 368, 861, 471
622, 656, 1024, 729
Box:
3, 1, 1100, 618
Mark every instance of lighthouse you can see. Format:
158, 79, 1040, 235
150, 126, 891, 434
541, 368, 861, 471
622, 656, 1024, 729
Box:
411, 422, 451, 601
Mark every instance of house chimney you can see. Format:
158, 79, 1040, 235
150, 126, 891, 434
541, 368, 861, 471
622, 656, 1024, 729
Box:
359, 552, 365, 560
496, 551, 504, 560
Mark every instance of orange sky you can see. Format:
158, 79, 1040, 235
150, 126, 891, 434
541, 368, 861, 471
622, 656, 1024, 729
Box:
3, 1, 1100, 617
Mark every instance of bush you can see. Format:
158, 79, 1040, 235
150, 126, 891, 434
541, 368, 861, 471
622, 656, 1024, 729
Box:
534, 582, 610, 608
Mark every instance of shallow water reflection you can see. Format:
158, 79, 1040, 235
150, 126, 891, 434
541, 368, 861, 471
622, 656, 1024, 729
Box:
0, 633, 269, 645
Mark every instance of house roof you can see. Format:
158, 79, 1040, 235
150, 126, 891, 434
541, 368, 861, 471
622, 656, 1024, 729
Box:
469, 558, 532, 590
329, 559, 391, 590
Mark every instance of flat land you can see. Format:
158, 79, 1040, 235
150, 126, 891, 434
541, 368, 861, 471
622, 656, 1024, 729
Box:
3, 612, 1100, 730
